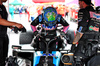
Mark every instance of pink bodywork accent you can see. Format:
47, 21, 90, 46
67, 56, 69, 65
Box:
41, 25, 57, 30
31, 25, 37, 32
63, 26, 69, 33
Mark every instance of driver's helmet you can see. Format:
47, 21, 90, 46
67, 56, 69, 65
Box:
43, 7, 58, 26
96, 6, 100, 13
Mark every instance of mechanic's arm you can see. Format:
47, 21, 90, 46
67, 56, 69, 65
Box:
73, 32, 83, 44
72, 9, 89, 44
71, 9, 89, 52
0, 18, 23, 28
71, 32, 83, 52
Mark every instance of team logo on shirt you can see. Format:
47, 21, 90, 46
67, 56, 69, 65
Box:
89, 25, 99, 32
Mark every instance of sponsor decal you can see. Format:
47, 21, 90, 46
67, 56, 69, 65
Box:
42, 54, 55, 56
39, 15, 42, 22
90, 11, 100, 19
89, 25, 99, 32
93, 14, 100, 19
78, 19, 82, 22
78, 26, 83, 32
42, 24, 57, 30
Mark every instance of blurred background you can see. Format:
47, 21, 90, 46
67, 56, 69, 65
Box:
2, 0, 100, 56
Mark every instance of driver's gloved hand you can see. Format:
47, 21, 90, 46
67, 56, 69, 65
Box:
70, 44, 77, 53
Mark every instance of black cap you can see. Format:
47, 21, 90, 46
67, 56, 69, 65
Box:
96, 6, 100, 13
79, 0, 94, 6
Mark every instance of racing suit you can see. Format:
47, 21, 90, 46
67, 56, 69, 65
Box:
0, 5, 9, 66
31, 14, 69, 52
74, 6, 100, 64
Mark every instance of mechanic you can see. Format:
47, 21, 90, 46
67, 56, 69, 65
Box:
31, 7, 69, 52
0, 0, 23, 66
70, 0, 100, 65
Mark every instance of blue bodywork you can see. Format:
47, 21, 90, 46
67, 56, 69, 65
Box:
33, 51, 61, 66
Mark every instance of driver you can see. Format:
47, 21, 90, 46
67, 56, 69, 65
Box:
31, 7, 69, 52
